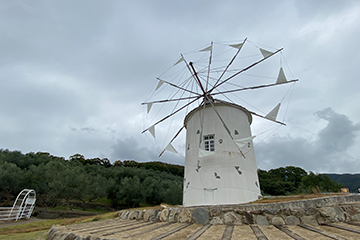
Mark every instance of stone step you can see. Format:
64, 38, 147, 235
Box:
48, 220, 360, 240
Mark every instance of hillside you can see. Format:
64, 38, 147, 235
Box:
327, 173, 360, 193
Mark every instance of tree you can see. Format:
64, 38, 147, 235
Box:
113, 160, 123, 167
299, 172, 344, 193
117, 176, 143, 208
0, 161, 23, 195
47, 163, 89, 207
258, 166, 307, 195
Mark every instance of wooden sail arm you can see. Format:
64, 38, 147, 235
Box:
249, 110, 286, 125
212, 38, 247, 88
156, 78, 201, 96
189, 62, 207, 95
159, 125, 185, 157
209, 48, 283, 94
141, 95, 200, 105
211, 79, 299, 96
205, 41, 213, 91
141, 96, 202, 134
180, 54, 207, 95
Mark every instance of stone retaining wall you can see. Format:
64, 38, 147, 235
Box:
118, 194, 360, 226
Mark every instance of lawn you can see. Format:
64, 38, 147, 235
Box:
0, 211, 118, 239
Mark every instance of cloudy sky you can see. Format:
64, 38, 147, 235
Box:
1, 1, 359, 174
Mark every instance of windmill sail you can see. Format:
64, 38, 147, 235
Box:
147, 102, 153, 113
173, 56, 184, 66
229, 43, 243, 49
155, 79, 165, 90
235, 136, 256, 149
265, 103, 281, 121
165, 143, 178, 154
198, 149, 216, 158
199, 45, 212, 52
276, 67, 287, 84
148, 125, 155, 138
259, 48, 274, 58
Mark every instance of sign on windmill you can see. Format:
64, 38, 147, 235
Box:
142, 38, 298, 206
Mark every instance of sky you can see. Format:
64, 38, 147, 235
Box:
1, 0, 360, 174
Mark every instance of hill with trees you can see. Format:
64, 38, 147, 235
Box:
0, 149, 349, 209
0, 149, 183, 208
327, 173, 360, 193
258, 166, 344, 196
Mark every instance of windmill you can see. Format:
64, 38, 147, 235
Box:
142, 38, 298, 206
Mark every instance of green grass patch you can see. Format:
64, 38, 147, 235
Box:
0, 230, 47, 240
49, 205, 109, 214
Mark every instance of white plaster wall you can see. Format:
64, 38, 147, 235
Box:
183, 102, 261, 206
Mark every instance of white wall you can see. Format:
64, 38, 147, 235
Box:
183, 102, 261, 206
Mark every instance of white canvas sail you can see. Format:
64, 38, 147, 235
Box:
199, 45, 212, 52
148, 125, 155, 138
260, 48, 273, 58
265, 103, 281, 121
147, 103, 153, 113
155, 79, 165, 90
229, 43, 243, 49
198, 149, 216, 158
235, 136, 256, 149
165, 143, 178, 154
276, 67, 287, 84
173, 56, 184, 66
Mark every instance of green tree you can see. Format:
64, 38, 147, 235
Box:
117, 176, 143, 208
0, 161, 23, 195
258, 166, 307, 195
299, 172, 344, 193
47, 162, 89, 207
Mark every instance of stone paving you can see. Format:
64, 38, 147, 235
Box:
47, 195, 360, 239
48, 218, 360, 239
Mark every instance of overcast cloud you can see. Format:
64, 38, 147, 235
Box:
1, 0, 360, 173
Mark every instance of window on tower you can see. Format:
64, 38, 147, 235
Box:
204, 135, 215, 151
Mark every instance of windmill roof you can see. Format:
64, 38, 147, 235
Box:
184, 100, 253, 127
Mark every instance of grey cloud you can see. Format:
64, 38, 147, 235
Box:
315, 108, 360, 153
256, 108, 360, 173
1, 1, 360, 173
110, 137, 184, 165
111, 137, 158, 161
81, 127, 96, 134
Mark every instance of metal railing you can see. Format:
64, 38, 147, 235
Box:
0, 189, 36, 221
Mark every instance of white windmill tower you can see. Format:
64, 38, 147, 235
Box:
142, 38, 298, 207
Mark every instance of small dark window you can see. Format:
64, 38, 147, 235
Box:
234, 130, 239, 135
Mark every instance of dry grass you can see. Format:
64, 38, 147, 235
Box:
0, 211, 118, 235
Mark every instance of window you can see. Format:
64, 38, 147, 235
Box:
204, 135, 215, 151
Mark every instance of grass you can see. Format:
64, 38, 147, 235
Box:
0, 211, 118, 236
49, 205, 109, 214
0, 202, 164, 238
0, 230, 48, 240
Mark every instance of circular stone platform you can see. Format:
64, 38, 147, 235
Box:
47, 194, 360, 240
